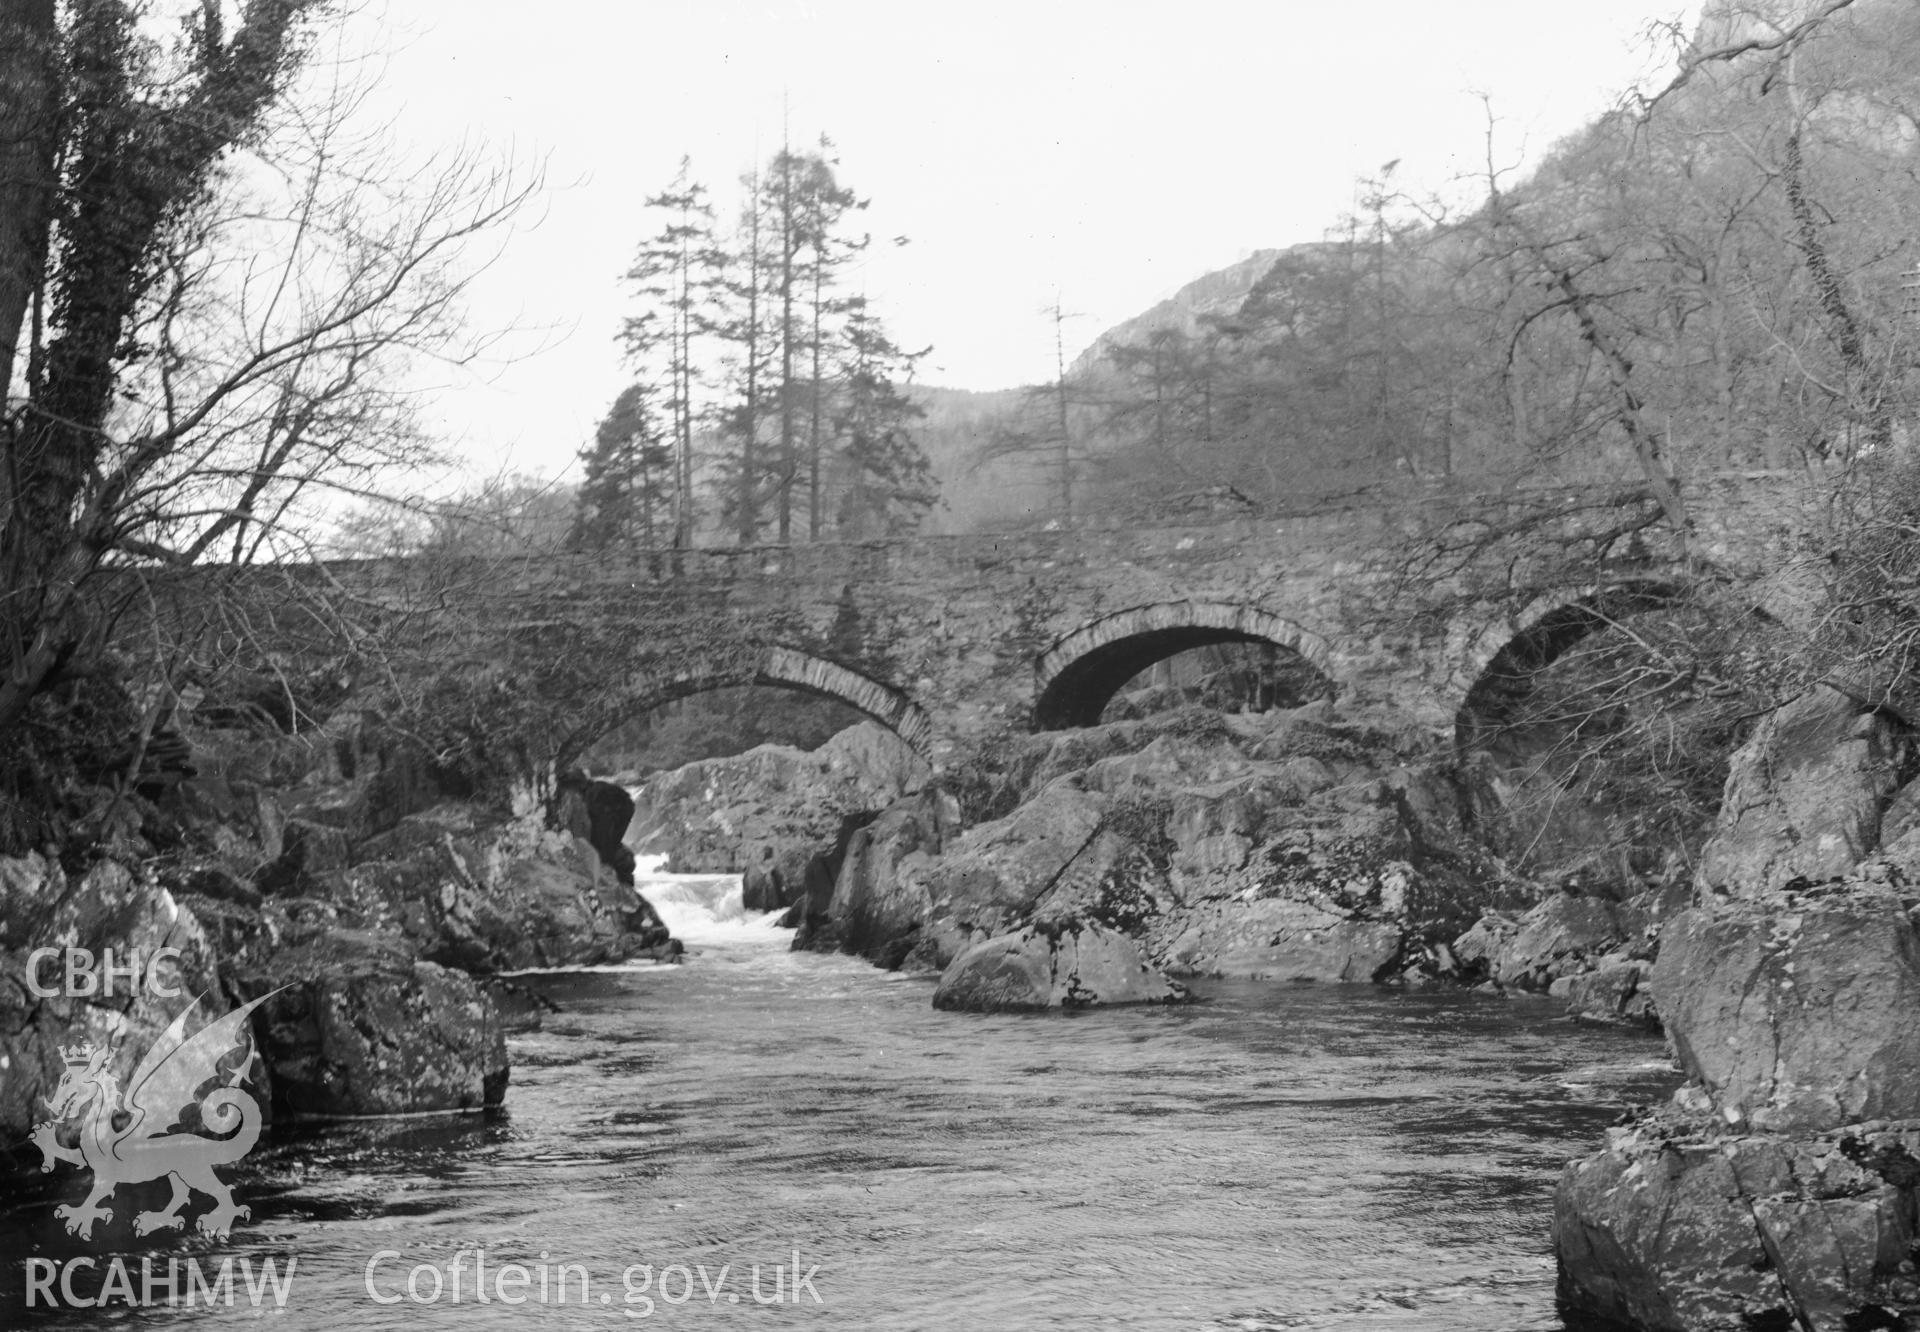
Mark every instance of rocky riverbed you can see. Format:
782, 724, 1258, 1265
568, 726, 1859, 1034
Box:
628, 687, 1920, 1327
0, 710, 677, 1158
9, 680, 1918, 1328
747, 702, 1657, 1018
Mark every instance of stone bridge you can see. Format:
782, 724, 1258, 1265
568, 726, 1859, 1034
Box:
308, 473, 1807, 774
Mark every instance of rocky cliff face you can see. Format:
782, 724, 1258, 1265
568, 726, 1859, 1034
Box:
1067, 249, 1285, 378
1553, 688, 1920, 1330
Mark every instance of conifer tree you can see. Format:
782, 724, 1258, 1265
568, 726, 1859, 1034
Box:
570, 385, 674, 551
617, 137, 932, 546
832, 300, 936, 536
621, 158, 721, 547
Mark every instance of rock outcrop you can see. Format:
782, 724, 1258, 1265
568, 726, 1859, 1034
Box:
1694, 685, 1911, 896
1452, 892, 1640, 989
1566, 875, 1920, 1328
782, 704, 1528, 1010
793, 788, 960, 965
802, 706, 1515, 988
0, 855, 228, 1151
244, 931, 508, 1118
1448, 891, 1660, 1025
1655, 881, 1920, 1133
1554, 690, 1920, 1329
304, 804, 671, 972
4, 701, 676, 1154
555, 772, 639, 886
627, 721, 927, 876
162, 802, 671, 1123
1556, 1104, 1920, 1331
931, 923, 1189, 1012
1553, 959, 1658, 1028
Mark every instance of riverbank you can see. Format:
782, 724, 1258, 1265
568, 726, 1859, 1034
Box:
0, 874, 1681, 1328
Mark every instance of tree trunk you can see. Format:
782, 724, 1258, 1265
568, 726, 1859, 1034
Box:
776, 153, 796, 544
1, 0, 321, 742
1783, 126, 1891, 455
0, 0, 57, 404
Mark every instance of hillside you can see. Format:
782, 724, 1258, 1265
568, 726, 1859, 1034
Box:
1066, 249, 1282, 378
928, 0, 1920, 527
906, 384, 1048, 533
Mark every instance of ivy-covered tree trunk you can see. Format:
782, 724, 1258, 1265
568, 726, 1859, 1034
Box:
0, 0, 57, 402
0, 0, 320, 737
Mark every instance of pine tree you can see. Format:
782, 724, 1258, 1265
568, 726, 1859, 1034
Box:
720, 143, 878, 543
614, 135, 933, 547
621, 158, 721, 547
798, 138, 868, 539
832, 300, 936, 536
717, 166, 769, 544
570, 385, 674, 551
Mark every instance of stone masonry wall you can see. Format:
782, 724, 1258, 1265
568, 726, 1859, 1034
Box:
192, 472, 1806, 771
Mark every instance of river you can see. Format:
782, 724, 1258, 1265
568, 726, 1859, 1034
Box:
4, 868, 1676, 1329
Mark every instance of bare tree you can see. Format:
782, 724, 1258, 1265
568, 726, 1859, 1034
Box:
973, 297, 1090, 520
0, 2, 536, 847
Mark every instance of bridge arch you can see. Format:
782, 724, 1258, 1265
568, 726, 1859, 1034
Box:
1033, 601, 1334, 731
560, 644, 934, 769
1449, 579, 1687, 749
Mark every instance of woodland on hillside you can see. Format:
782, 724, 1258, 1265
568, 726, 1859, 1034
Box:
352, 0, 1920, 550
1007, 2, 1920, 525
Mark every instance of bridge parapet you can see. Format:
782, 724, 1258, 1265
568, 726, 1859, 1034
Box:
154, 470, 1815, 774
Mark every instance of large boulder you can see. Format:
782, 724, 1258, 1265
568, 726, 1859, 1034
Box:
0, 855, 228, 1148
628, 721, 926, 873
741, 843, 814, 912
554, 772, 637, 886
931, 923, 1189, 1012
1653, 883, 1920, 1132
1452, 892, 1639, 990
1555, 1107, 1920, 1331
1554, 959, 1658, 1028
796, 789, 960, 965
292, 806, 666, 971
1148, 897, 1402, 981
904, 782, 1111, 934
1695, 686, 1910, 896
895, 790, 1177, 973
241, 931, 508, 1118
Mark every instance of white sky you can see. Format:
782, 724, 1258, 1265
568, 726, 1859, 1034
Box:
338, 0, 1702, 485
